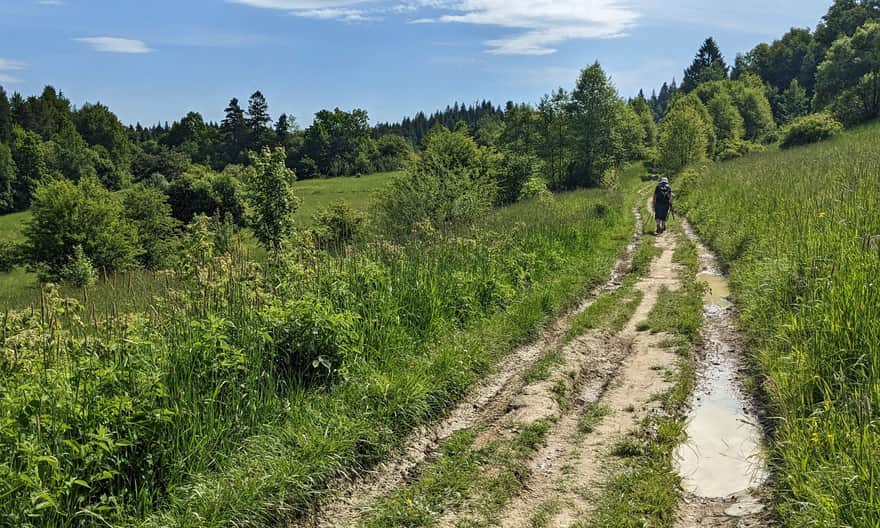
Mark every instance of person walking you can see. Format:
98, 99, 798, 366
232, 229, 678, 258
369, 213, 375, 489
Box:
652, 177, 673, 234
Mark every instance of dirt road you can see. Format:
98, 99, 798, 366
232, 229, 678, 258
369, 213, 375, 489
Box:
302, 202, 771, 528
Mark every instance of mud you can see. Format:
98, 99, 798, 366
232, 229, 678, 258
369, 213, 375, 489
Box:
674, 221, 771, 528
489, 231, 683, 528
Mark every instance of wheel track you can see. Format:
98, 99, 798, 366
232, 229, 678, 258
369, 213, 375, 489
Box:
301, 205, 644, 528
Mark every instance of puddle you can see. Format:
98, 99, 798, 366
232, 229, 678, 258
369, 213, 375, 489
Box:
674, 353, 768, 497
675, 259, 768, 498
696, 272, 731, 309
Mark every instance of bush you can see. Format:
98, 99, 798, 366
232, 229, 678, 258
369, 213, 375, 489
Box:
0, 240, 21, 272
312, 201, 366, 249
780, 114, 843, 149
376, 126, 499, 239
717, 139, 764, 161
518, 176, 552, 202
23, 176, 141, 280
265, 296, 360, 384
59, 245, 97, 288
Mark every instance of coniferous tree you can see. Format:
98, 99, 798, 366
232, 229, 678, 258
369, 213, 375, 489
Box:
779, 79, 810, 123
682, 37, 729, 92
221, 97, 247, 164
0, 86, 12, 144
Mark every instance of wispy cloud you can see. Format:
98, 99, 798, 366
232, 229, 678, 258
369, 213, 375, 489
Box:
294, 7, 373, 21
228, 0, 377, 21
229, 0, 639, 54
37, 0, 65, 5
76, 37, 153, 53
413, 0, 639, 55
0, 58, 26, 83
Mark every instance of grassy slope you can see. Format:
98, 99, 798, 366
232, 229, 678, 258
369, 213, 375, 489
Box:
678, 121, 880, 527
292, 170, 400, 226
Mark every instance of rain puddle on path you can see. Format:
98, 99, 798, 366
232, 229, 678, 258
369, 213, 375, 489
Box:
675, 226, 768, 504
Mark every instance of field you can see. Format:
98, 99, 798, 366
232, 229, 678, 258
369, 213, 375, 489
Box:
0, 171, 398, 310
678, 121, 880, 527
0, 178, 635, 526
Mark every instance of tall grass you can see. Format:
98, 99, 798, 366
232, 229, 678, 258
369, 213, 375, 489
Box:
678, 121, 880, 527
0, 186, 634, 527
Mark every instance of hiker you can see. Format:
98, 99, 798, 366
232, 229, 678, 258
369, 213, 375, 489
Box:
652, 177, 673, 234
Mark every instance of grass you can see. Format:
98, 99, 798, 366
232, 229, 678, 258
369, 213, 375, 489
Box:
360, 422, 551, 528
0, 182, 636, 527
677, 120, 880, 527
292, 170, 401, 226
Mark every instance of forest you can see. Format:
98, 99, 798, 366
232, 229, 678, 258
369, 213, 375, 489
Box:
1, 0, 879, 527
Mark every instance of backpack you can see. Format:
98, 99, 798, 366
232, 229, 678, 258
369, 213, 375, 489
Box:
656, 184, 672, 206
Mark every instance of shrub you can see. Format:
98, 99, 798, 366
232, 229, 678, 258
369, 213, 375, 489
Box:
264, 296, 360, 383
59, 245, 97, 288
312, 201, 366, 248
376, 126, 499, 239
717, 139, 763, 161
518, 176, 552, 202
780, 114, 843, 149
23, 176, 141, 280
0, 240, 21, 272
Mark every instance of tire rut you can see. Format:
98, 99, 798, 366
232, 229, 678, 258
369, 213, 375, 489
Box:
302, 206, 644, 528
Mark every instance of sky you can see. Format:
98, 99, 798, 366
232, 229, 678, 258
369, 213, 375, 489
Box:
0, 0, 833, 127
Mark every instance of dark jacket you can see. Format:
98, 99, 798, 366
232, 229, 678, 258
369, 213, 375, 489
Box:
654, 183, 672, 220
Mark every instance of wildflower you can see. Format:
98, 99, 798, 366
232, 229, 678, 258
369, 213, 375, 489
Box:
818, 211, 826, 218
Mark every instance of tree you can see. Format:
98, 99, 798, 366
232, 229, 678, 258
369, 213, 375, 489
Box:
245, 147, 298, 252
567, 63, 622, 188
730, 78, 777, 141
44, 120, 99, 183
682, 38, 729, 92
707, 92, 745, 145
10, 127, 48, 210
658, 95, 713, 174
630, 95, 658, 147
23, 176, 141, 279
373, 134, 412, 172
300, 108, 373, 177
74, 102, 131, 173
815, 21, 880, 123
221, 98, 247, 164
0, 86, 12, 144
0, 142, 15, 212
246, 91, 273, 152
122, 185, 180, 269
779, 79, 810, 123
536, 89, 571, 189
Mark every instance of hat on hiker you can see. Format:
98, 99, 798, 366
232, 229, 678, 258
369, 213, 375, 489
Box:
660, 177, 669, 184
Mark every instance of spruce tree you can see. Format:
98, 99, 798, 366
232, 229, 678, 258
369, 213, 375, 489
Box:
682, 37, 729, 92
0, 86, 12, 144
221, 97, 246, 163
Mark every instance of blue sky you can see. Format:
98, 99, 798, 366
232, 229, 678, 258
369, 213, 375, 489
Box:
0, 0, 832, 127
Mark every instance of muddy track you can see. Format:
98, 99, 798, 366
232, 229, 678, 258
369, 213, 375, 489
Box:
301, 205, 644, 528
673, 221, 772, 528
486, 228, 682, 528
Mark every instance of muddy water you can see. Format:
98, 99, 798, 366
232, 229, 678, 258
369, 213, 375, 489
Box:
675, 238, 768, 499
697, 272, 731, 309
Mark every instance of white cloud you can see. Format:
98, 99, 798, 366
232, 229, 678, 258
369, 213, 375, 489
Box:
38, 0, 65, 5
294, 7, 373, 21
0, 58, 25, 83
415, 0, 638, 55
76, 37, 153, 53
0, 58, 26, 71
228, 0, 371, 8
228, 0, 639, 54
